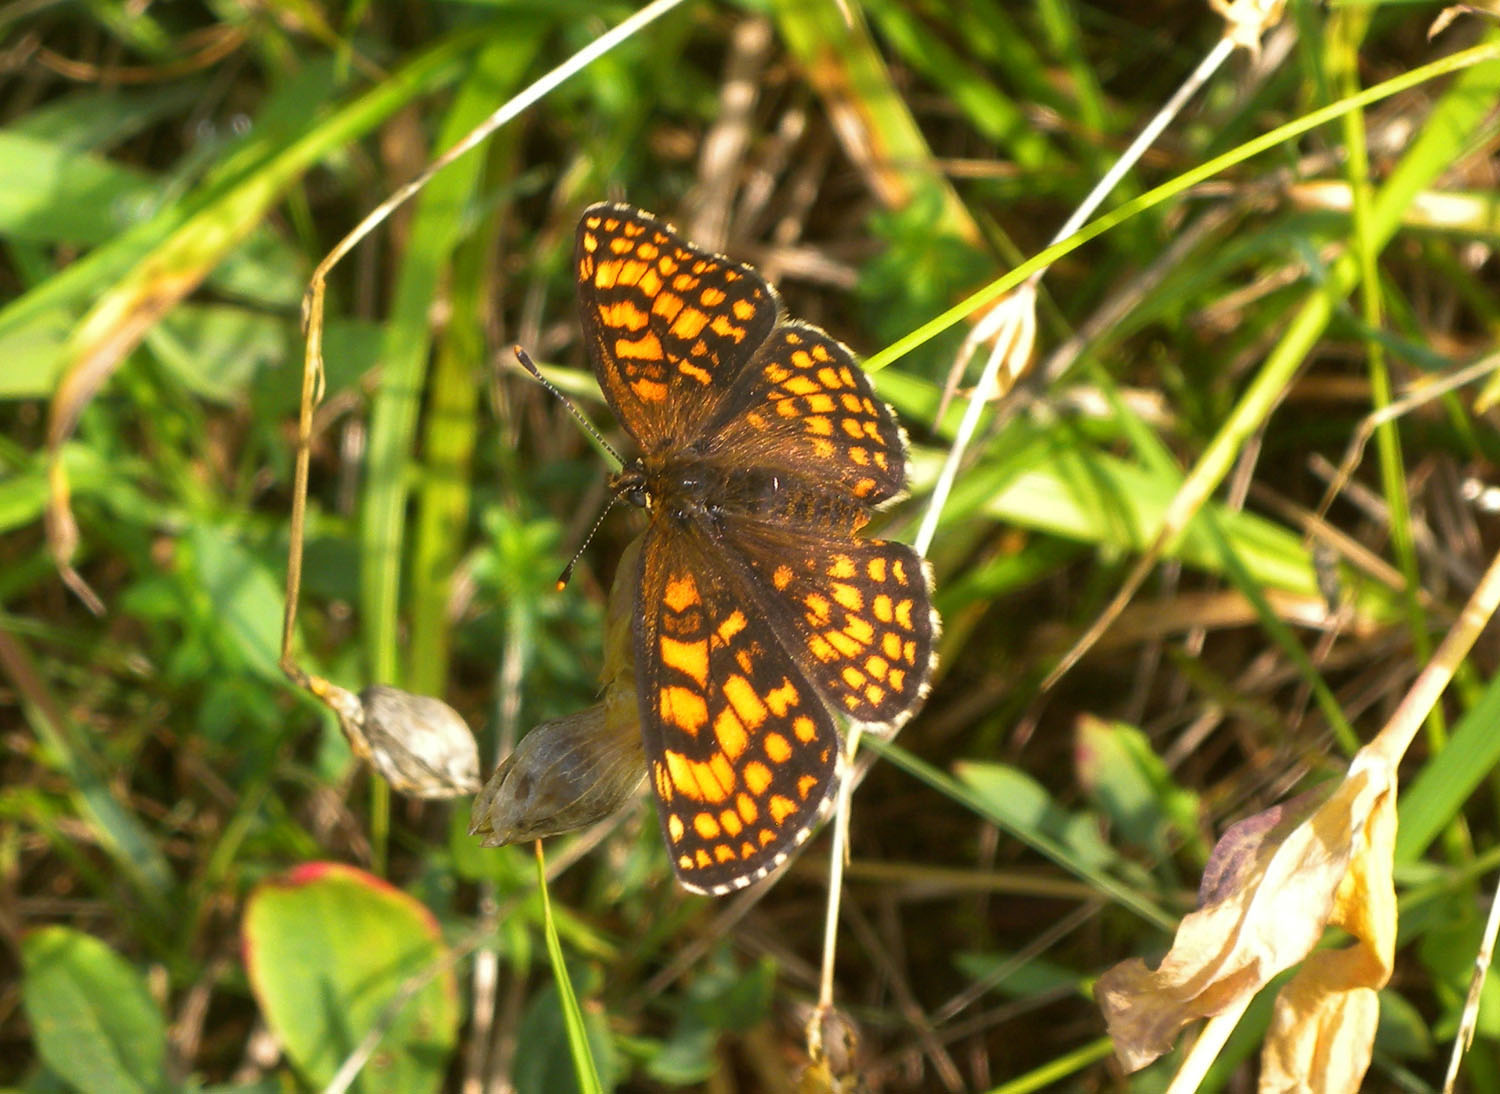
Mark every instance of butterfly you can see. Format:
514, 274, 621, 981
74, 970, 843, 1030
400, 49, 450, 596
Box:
575, 202, 938, 894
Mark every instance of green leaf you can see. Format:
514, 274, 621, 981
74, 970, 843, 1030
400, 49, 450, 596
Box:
242, 862, 460, 1094
1075, 716, 1206, 865
21, 926, 171, 1094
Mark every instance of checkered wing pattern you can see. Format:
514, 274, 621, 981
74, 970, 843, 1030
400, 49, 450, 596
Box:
723, 521, 937, 730
707, 322, 909, 507
636, 526, 840, 894
576, 203, 780, 449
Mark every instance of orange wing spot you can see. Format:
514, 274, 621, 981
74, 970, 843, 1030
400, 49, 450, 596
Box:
874, 451, 890, 471
797, 774, 820, 800
853, 478, 877, 498
741, 841, 756, 858
660, 686, 708, 733
601, 216, 620, 230
825, 629, 861, 658
817, 367, 842, 388
651, 291, 684, 320
805, 416, 833, 436
764, 733, 792, 764
693, 812, 721, 839
714, 708, 748, 760
782, 374, 820, 396
632, 377, 667, 402
808, 634, 837, 662
709, 754, 735, 799
678, 360, 712, 384
793, 715, 817, 743
841, 393, 863, 412
670, 307, 709, 340
733, 299, 757, 320
772, 564, 795, 590
903, 639, 917, 663
775, 399, 800, 419
764, 679, 799, 717
873, 595, 894, 623
737, 793, 759, 824
882, 631, 902, 659
785, 331, 803, 345
865, 684, 886, 706
594, 260, 621, 288
841, 665, 867, 689
896, 599, 915, 629
637, 241, 659, 259
764, 363, 791, 382
812, 343, 833, 362
582, 229, 599, 252
660, 636, 709, 686
892, 559, 909, 585
679, 853, 694, 870
734, 649, 753, 672
863, 421, 883, 441
715, 610, 748, 645
868, 557, 888, 582
865, 655, 889, 680
747, 411, 769, 429
791, 349, 812, 367
839, 367, 856, 385
723, 674, 769, 730
658, 254, 679, 274
715, 844, 738, 863
841, 418, 865, 439
862, 396, 879, 415
615, 332, 664, 360
609, 235, 633, 254
806, 393, 835, 413
664, 574, 700, 612
843, 694, 861, 712
600, 299, 650, 331
769, 795, 797, 824
654, 762, 672, 802
666, 750, 700, 800
619, 259, 648, 285
888, 668, 906, 692
804, 593, 831, 621
844, 616, 874, 644
696, 849, 712, 868
668, 813, 685, 841
578, 257, 594, 281
624, 221, 644, 237
692, 259, 709, 274
700, 286, 726, 306
848, 446, 870, 466
758, 829, 777, 846
690, 339, 710, 358
829, 555, 857, 579
720, 809, 744, 837
745, 761, 773, 796
832, 582, 863, 612
638, 266, 663, 296
672, 273, 700, 292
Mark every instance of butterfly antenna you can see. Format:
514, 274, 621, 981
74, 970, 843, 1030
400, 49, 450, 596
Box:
554, 489, 628, 590
513, 345, 623, 468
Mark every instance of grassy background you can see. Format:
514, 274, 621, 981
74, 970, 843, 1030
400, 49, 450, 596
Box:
4, 0, 1500, 1090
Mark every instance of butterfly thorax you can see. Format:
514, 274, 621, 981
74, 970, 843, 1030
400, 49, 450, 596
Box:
612, 454, 867, 535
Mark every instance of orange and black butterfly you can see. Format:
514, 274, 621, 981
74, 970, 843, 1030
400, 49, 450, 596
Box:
575, 203, 938, 894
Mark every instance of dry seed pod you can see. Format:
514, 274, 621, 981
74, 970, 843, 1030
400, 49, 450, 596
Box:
469, 700, 644, 845
307, 675, 480, 799
470, 535, 644, 843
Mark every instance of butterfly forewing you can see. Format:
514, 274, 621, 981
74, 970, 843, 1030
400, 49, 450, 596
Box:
576, 203, 780, 450
635, 524, 840, 894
